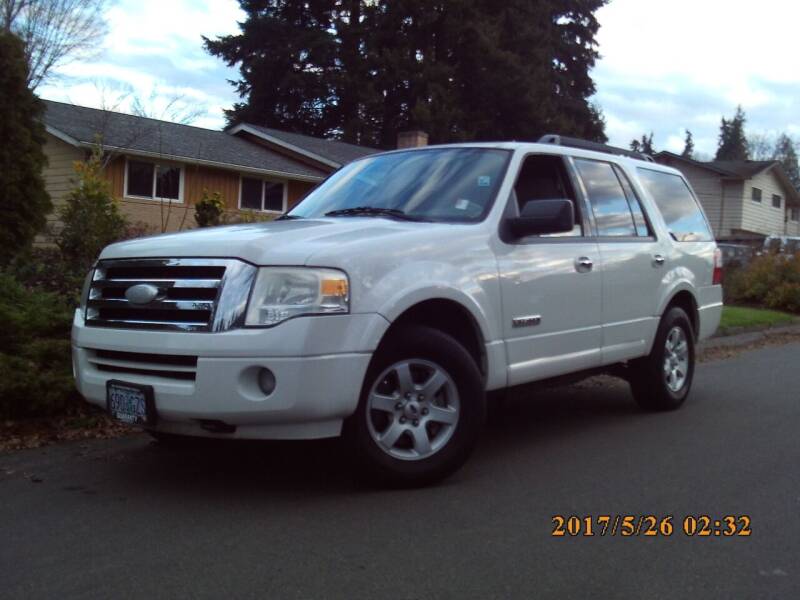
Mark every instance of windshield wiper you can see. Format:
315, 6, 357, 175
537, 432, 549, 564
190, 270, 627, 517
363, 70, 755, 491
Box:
324, 206, 425, 221
275, 214, 302, 221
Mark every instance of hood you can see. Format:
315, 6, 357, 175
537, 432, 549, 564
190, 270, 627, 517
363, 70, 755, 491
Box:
99, 218, 438, 265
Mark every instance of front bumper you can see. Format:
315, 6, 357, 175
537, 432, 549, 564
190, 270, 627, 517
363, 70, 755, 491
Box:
72, 311, 390, 439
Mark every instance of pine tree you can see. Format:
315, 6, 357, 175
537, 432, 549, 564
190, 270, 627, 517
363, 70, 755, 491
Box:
774, 134, 800, 190
630, 132, 654, 155
715, 106, 749, 161
681, 130, 694, 159
0, 32, 51, 263
204, 0, 608, 148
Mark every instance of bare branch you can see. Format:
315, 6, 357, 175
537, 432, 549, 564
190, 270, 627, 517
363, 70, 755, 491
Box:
0, 0, 111, 89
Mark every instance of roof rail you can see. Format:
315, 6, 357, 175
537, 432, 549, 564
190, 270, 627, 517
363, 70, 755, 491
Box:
538, 134, 655, 163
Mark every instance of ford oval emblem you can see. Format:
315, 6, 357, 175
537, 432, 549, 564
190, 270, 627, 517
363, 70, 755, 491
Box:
125, 284, 160, 305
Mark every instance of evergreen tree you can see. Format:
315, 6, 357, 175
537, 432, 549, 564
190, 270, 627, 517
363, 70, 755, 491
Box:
774, 134, 800, 190
681, 129, 694, 159
0, 32, 51, 263
715, 106, 749, 161
630, 132, 655, 155
204, 0, 608, 148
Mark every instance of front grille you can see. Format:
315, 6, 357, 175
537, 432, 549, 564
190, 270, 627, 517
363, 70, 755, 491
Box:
85, 258, 255, 332
87, 348, 198, 381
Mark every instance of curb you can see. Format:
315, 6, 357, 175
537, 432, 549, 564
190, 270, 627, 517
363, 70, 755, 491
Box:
699, 323, 800, 351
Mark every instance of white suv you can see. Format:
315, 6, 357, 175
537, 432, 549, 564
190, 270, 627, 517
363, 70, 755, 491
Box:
72, 136, 723, 485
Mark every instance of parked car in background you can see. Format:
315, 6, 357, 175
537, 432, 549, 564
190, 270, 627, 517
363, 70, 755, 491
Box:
719, 243, 756, 269
72, 136, 723, 486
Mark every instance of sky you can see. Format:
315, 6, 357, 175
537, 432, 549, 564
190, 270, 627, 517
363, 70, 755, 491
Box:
39, 0, 800, 157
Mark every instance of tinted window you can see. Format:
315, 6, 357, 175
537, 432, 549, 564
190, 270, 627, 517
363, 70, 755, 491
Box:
514, 154, 581, 236
155, 166, 180, 200
241, 177, 262, 210
613, 165, 651, 237
127, 160, 154, 197
264, 182, 284, 212
574, 159, 636, 236
637, 168, 713, 242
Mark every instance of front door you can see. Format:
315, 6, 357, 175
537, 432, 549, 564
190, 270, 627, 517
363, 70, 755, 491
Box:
495, 154, 603, 386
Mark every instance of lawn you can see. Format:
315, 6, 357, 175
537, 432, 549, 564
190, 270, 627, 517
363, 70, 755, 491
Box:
718, 305, 796, 334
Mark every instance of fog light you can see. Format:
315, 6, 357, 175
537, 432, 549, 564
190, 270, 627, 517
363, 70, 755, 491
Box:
258, 367, 276, 396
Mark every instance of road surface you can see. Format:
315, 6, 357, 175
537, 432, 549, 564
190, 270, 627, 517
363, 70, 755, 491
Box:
2, 343, 799, 599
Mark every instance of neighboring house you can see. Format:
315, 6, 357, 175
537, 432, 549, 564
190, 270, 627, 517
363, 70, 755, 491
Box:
41, 100, 377, 232
655, 151, 800, 241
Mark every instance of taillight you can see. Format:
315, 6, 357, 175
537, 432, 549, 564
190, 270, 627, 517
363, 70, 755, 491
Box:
712, 247, 723, 285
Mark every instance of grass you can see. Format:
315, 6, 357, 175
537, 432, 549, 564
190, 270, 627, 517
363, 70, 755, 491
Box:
718, 305, 797, 334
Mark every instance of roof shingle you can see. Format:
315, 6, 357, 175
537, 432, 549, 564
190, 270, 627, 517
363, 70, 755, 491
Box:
42, 100, 328, 180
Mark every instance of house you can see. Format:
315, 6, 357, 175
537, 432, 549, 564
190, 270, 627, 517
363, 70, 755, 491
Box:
654, 151, 800, 241
41, 100, 377, 232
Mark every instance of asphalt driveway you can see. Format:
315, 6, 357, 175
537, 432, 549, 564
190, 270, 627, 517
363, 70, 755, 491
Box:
2, 343, 799, 599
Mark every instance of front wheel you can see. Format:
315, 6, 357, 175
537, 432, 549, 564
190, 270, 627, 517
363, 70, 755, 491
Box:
629, 306, 695, 411
345, 325, 486, 487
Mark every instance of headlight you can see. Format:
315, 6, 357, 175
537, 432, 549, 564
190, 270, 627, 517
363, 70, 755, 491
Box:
79, 268, 94, 314
245, 267, 349, 327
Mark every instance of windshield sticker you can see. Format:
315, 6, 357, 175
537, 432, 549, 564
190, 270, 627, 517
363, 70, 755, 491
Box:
455, 199, 470, 210
477, 176, 491, 187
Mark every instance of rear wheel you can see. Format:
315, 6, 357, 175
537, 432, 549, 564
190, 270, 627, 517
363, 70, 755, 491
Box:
345, 325, 485, 487
629, 306, 695, 411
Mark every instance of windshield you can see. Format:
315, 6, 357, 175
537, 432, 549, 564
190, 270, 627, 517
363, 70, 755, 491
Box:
288, 148, 511, 223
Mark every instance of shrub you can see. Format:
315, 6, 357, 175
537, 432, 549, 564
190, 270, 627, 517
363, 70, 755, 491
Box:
725, 253, 800, 313
55, 145, 127, 275
0, 273, 78, 419
194, 189, 226, 227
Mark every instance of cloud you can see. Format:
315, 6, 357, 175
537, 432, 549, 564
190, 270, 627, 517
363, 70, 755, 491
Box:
593, 0, 800, 155
38, 0, 244, 130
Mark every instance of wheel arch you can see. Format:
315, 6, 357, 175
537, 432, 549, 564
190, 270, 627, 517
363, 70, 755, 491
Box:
662, 289, 700, 339
377, 298, 488, 378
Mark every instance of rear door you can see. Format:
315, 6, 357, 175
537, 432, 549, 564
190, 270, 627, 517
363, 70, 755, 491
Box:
571, 158, 667, 364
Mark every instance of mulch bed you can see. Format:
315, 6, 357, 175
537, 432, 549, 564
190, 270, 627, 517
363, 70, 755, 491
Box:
0, 404, 136, 453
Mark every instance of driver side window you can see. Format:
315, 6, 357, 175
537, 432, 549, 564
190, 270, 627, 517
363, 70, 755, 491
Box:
513, 155, 582, 237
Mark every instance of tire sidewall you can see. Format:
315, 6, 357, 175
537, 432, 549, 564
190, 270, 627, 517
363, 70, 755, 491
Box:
651, 307, 695, 407
347, 325, 485, 485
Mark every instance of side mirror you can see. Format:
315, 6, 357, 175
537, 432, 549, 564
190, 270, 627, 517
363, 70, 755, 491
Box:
507, 199, 575, 238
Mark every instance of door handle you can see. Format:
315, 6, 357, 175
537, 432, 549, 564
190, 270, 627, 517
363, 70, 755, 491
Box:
575, 256, 593, 273
653, 254, 666, 267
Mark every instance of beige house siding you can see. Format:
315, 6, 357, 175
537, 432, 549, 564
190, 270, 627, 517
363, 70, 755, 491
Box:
98, 154, 320, 234
739, 168, 798, 237
41, 134, 84, 225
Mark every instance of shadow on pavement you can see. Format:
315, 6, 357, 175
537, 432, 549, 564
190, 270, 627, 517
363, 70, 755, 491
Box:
110, 376, 644, 495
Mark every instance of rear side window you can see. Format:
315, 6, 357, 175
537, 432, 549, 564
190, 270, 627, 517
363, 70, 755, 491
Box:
574, 158, 636, 236
637, 169, 713, 242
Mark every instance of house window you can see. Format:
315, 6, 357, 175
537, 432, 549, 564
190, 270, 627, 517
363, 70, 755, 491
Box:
751, 187, 762, 203
791, 208, 799, 222
125, 159, 182, 201
772, 194, 782, 208
239, 176, 286, 213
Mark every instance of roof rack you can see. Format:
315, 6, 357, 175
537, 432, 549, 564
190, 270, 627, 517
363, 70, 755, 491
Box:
538, 134, 655, 163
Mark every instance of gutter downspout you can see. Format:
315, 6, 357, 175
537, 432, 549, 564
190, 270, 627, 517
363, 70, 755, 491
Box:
719, 179, 725, 238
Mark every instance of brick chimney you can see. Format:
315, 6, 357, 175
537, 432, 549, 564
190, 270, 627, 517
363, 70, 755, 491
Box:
397, 130, 429, 149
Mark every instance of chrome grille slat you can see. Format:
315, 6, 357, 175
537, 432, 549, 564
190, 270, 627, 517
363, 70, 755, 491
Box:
85, 258, 254, 332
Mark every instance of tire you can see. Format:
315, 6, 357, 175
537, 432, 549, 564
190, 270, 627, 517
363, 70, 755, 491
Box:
629, 306, 695, 411
344, 325, 486, 487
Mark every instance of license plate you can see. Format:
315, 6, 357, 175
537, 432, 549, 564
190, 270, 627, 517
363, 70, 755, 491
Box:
106, 380, 156, 426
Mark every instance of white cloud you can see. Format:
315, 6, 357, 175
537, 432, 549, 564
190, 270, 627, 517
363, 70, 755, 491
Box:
594, 0, 800, 155
38, 0, 243, 129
